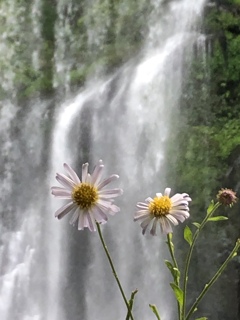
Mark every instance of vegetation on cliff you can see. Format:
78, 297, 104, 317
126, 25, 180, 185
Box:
165, 1, 240, 319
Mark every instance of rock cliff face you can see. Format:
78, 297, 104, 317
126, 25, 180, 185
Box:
165, 0, 240, 319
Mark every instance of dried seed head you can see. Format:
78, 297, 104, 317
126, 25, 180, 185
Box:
217, 188, 238, 207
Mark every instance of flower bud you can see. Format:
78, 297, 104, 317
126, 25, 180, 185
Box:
217, 188, 238, 207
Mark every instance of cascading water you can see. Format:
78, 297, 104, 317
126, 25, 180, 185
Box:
0, 0, 206, 319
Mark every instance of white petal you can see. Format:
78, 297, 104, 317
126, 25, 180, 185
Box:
91, 161, 104, 185
63, 163, 81, 184
169, 212, 186, 223
85, 173, 91, 184
78, 211, 85, 230
172, 204, 189, 211
166, 214, 179, 226
56, 173, 76, 189
141, 216, 153, 235
90, 206, 108, 223
160, 217, 173, 234
136, 202, 149, 209
172, 199, 189, 206
150, 218, 158, 236
108, 204, 120, 215
170, 209, 190, 218
51, 186, 70, 193
134, 211, 150, 221
97, 199, 112, 210
171, 193, 191, 204
170, 193, 182, 203
97, 174, 119, 190
52, 194, 72, 199
164, 188, 171, 197
98, 188, 123, 199
55, 202, 76, 219
182, 193, 192, 201
87, 211, 96, 232
83, 212, 90, 228
69, 207, 80, 225
51, 187, 72, 198
135, 209, 149, 215
145, 197, 153, 203
82, 163, 89, 183
156, 193, 162, 198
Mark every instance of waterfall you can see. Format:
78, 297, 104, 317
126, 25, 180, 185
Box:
0, 0, 206, 319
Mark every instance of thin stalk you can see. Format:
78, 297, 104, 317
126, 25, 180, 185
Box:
181, 202, 220, 320
186, 238, 240, 320
166, 233, 181, 320
126, 289, 138, 320
96, 222, 134, 320
167, 233, 179, 281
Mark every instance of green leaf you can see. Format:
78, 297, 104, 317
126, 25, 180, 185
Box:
170, 283, 183, 307
192, 222, 201, 229
184, 225, 193, 246
164, 260, 180, 282
173, 267, 180, 281
207, 200, 215, 215
165, 260, 174, 274
208, 216, 228, 222
149, 304, 161, 320
195, 317, 208, 320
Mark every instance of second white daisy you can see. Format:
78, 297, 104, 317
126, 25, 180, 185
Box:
134, 188, 191, 235
51, 160, 123, 231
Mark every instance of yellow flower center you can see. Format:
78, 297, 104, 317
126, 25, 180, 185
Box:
72, 183, 98, 210
149, 196, 172, 217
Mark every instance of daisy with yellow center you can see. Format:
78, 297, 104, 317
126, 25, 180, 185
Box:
134, 188, 191, 235
51, 160, 123, 231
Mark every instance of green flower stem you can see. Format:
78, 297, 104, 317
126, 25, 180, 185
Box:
167, 233, 181, 320
186, 238, 240, 320
167, 233, 179, 282
96, 222, 134, 320
149, 304, 161, 320
181, 202, 220, 320
126, 289, 138, 320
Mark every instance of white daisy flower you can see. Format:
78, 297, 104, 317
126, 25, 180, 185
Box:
134, 188, 191, 235
51, 160, 123, 232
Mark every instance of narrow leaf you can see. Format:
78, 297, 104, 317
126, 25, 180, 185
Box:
208, 216, 228, 222
184, 225, 193, 246
126, 289, 138, 320
192, 222, 201, 229
165, 260, 174, 274
195, 317, 208, 320
207, 200, 215, 215
170, 283, 183, 307
173, 267, 180, 282
149, 304, 161, 320
164, 260, 180, 282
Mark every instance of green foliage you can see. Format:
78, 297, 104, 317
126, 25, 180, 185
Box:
184, 225, 193, 246
192, 222, 201, 229
164, 260, 180, 283
207, 216, 228, 221
170, 283, 184, 308
149, 304, 161, 320
165, 4, 240, 318
0, 0, 150, 99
